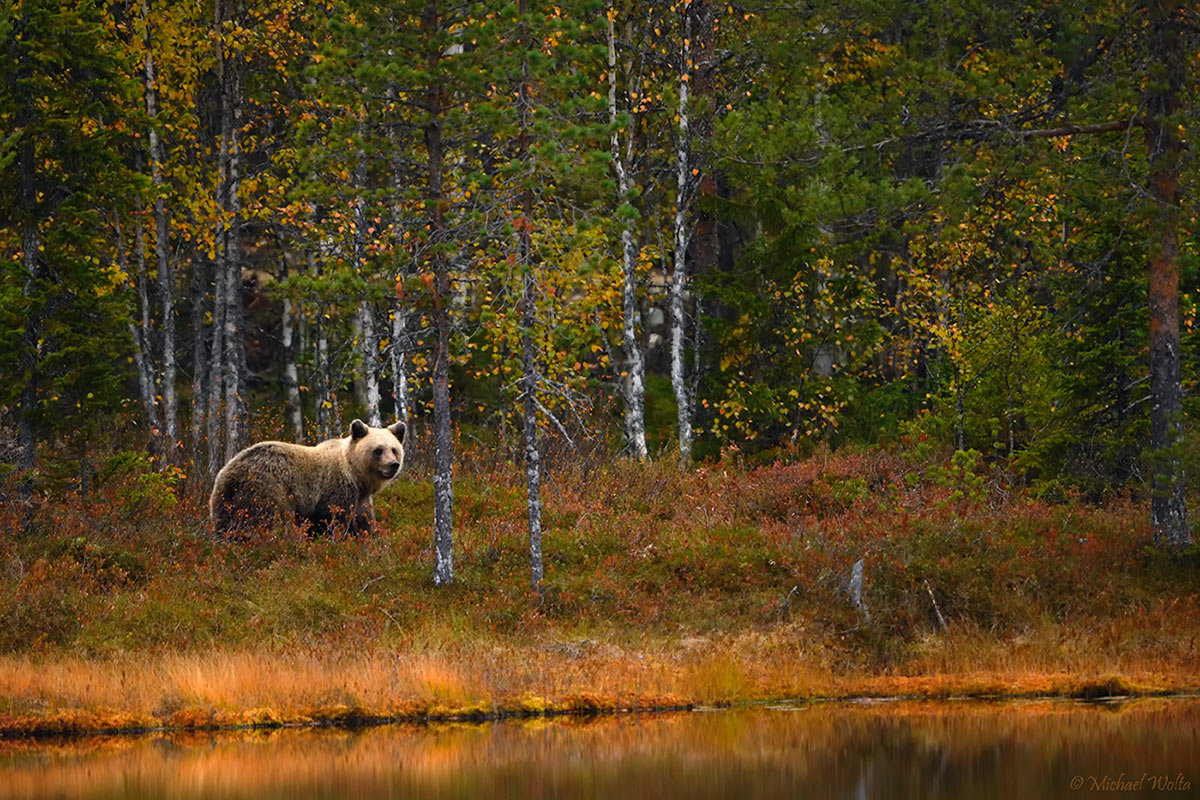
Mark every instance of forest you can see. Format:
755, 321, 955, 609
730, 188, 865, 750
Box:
0, 0, 1198, 734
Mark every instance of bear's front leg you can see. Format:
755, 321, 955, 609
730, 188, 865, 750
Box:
349, 499, 376, 537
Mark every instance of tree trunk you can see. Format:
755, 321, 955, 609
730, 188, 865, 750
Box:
215, 0, 246, 465
17, 220, 40, 502
390, 298, 411, 428
1145, 0, 1189, 550
142, 0, 177, 460
425, 0, 454, 587
278, 249, 303, 440
307, 247, 334, 438
518, 0, 543, 591
354, 148, 382, 426
116, 214, 161, 442
670, 3, 694, 465
385, 78, 412, 428
189, 244, 209, 462
607, 7, 647, 460
206, 247, 226, 474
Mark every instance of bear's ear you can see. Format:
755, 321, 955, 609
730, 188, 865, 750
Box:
388, 421, 406, 443
350, 419, 369, 440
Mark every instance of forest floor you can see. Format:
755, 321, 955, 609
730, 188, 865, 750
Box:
2, 442, 1198, 737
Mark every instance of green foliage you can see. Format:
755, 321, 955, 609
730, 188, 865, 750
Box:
0, 0, 1195, 525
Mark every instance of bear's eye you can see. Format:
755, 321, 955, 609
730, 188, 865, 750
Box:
374, 446, 384, 457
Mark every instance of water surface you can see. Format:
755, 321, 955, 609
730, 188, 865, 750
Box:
2, 698, 1197, 799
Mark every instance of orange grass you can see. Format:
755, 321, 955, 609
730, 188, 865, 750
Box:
2, 618, 1197, 737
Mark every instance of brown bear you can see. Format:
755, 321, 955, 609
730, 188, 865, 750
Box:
209, 419, 406, 537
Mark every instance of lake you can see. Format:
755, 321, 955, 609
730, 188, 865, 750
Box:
2, 697, 1197, 799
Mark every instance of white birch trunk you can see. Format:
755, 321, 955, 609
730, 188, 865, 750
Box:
133, 222, 162, 442
360, 301, 381, 426
390, 302, 410, 427
425, 0, 453, 588
518, 0, 543, 590
670, 6, 694, 465
142, 0, 177, 458
281, 286, 303, 440
116, 216, 160, 438
608, 8, 647, 461
222, 71, 244, 464
354, 148, 381, 426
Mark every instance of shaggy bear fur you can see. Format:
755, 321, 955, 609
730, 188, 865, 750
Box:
209, 419, 406, 536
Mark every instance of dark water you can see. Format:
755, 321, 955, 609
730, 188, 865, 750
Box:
2, 698, 1198, 799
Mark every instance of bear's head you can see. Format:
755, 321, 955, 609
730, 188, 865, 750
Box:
348, 419, 406, 490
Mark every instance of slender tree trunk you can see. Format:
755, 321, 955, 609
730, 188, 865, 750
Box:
670, 3, 694, 465
689, 0, 717, 410
387, 98, 411, 428
215, 0, 245, 464
189, 245, 210, 462
517, 0, 543, 591
206, 249, 227, 474
17, 220, 40, 502
278, 250, 303, 440
307, 247, 333, 438
360, 300, 381, 425
424, 0, 453, 587
354, 147, 382, 426
390, 297, 411, 428
116, 215, 161, 441
521, 262, 543, 591
133, 222, 160, 440
142, 0, 177, 460
607, 7, 647, 460
1145, 0, 1189, 550
282, 293, 303, 439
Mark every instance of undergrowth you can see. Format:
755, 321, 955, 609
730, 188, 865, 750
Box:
0, 438, 1197, 706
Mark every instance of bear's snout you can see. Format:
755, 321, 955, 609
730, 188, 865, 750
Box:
383, 461, 401, 478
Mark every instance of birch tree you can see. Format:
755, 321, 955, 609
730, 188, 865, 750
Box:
140, 0, 178, 460
669, 1, 697, 465
607, 4, 647, 460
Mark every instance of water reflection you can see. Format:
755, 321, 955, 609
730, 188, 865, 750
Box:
2, 698, 1197, 799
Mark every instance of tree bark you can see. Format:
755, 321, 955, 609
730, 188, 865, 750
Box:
518, 0, 543, 591
17, 219, 40, 502
425, 0, 454, 587
385, 81, 412, 428
1145, 0, 1189, 550
670, 3, 694, 465
189, 243, 209, 462
390, 297, 411, 428
215, 0, 246, 465
205, 245, 226, 474
142, 0, 177, 460
311, 248, 334, 439
116, 215, 161, 443
354, 148, 382, 426
278, 248, 303, 440
607, 6, 647, 460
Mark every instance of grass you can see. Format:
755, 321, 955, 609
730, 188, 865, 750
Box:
1, 439, 1198, 736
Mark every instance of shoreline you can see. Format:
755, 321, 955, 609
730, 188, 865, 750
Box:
4, 665, 1197, 742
